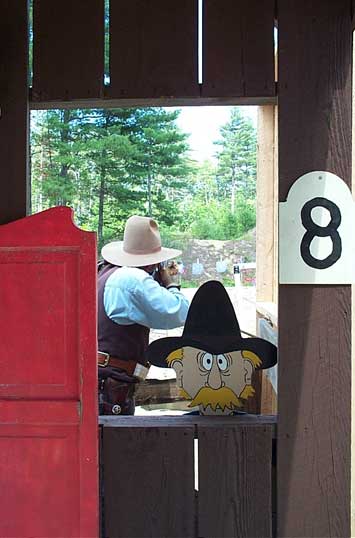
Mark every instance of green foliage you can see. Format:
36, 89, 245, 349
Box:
222, 276, 235, 287
31, 106, 257, 257
31, 107, 192, 249
215, 108, 257, 208
185, 195, 255, 240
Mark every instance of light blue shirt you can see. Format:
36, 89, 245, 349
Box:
104, 266, 189, 330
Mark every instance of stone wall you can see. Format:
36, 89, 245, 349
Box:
179, 228, 256, 284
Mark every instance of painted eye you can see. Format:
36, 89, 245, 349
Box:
217, 354, 228, 371
202, 353, 213, 371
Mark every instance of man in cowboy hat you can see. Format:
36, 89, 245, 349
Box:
98, 215, 189, 415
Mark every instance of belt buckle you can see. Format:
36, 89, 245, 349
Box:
133, 363, 149, 381
98, 351, 110, 367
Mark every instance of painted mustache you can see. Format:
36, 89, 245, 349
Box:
189, 386, 242, 412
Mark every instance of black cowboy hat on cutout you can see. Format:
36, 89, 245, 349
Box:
146, 280, 277, 368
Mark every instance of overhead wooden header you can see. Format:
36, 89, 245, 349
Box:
202, 0, 275, 98
31, 0, 276, 106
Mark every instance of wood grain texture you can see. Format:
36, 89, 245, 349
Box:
108, 0, 199, 99
103, 425, 195, 537
99, 414, 277, 431
257, 106, 277, 303
198, 424, 273, 538
202, 0, 276, 97
0, 0, 28, 223
278, 1, 352, 536
32, 0, 104, 102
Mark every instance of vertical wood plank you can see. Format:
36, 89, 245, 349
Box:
32, 0, 104, 102
352, 42, 355, 538
198, 424, 273, 538
0, 0, 28, 224
256, 105, 277, 303
103, 425, 195, 538
202, 0, 276, 98
257, 105, 278, 415
278, 1, 352, 537
108, 0, 199, 99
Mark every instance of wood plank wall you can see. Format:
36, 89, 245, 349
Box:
108, 0, 199, 99
278, 1, 352, 536
101, 416, 275, 538
30, 0, 276, 106
32, 0, 104, 101
202, 0, 276, 98
198, 424, 273, 537
0, 0, 28, 224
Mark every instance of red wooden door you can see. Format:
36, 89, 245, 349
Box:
0, 207, 98, 537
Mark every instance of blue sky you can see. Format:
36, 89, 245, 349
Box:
171, 106, 258, 163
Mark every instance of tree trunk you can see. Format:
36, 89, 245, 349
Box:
147, 171, 152, 216
59, 109, 71, 205
98, 151, 106, 248
231, 166, 236, 212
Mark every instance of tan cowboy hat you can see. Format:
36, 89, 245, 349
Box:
101, 215, 182, 267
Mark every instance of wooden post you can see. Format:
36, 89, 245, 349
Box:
352, 35, 355, 538
0, 0, 29, 224
256, 105, 277, 304
278, 1, 352, 537
256, 105, 278, 415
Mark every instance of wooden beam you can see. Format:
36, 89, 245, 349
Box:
99, 414, 277, 432
256, 105, 277, 303
30, 94, 277, 110
0, 0, 28, 224
278, 1, 352, 537
256, 105, 278, 416
135, 378, 183, 406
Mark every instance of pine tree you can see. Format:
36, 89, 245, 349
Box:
31, 107, 193, 247
123, 108, 192, 224
215, 108, 257, 211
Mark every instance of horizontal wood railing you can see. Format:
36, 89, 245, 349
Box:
99, 415, 276, 538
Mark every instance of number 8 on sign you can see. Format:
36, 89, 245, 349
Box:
300, 197, 342, 270
279, 171, 355, 284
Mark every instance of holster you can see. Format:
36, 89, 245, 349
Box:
98, 366, 137, 415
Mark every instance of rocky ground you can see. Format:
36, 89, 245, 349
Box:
177, 229, 256, 284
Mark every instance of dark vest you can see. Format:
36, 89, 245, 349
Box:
98, 265, 149, 364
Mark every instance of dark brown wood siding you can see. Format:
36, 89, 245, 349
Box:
108, 0, 199, 99
202, 0, 276, 98
198, 424, 273, 538
32, 0, 104, 102
101, 416, 275, 538
277, 1, 352, 536
103, 423, 195, 538
0, 0, 28, 224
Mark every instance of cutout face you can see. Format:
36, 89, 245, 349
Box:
170, 346, 260, 415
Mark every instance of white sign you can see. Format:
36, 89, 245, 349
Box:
216, 259, 227, 273
192, 258, 204, 276
279, 171, 355, 284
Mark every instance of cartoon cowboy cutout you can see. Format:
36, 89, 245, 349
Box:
147, 280, 277, 415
